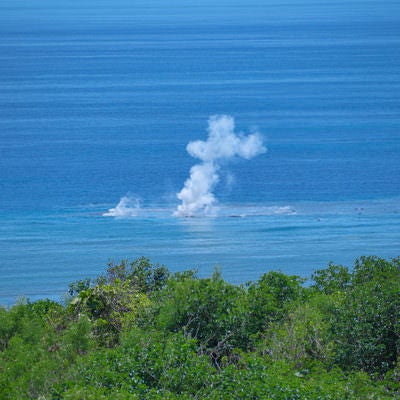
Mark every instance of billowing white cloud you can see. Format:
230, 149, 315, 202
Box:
174, 115, 266, 217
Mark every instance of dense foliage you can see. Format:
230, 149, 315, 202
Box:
1, 256, 399, 399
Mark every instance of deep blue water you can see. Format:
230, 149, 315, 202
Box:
1, 0, 399, 305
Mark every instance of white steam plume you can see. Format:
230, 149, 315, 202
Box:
174, 115, 266, 217
103, 195, 141, 218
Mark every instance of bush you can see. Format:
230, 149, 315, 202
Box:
1, 256, 399, 398
155, 269, 249, 366
313, 256, 400, 375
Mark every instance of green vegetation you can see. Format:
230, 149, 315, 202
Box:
1, 255, 399, 399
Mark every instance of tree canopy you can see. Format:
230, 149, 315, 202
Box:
1, 256, 399, 399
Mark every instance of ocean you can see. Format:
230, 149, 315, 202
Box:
1, 0, 399, 305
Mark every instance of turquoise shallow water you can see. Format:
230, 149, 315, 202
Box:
0, 0, 399, 305
1, 199, 399, 306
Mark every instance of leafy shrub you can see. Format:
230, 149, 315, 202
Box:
313, 256, 400, 376
246, 271, 305, 335
155, 269, 249, 365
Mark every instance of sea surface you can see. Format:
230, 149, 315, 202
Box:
1, 0, 399, 305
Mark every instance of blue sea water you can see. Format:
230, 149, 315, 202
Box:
1, 0, 399, 305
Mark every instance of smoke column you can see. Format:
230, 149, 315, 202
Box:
174, 115, 266, 217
